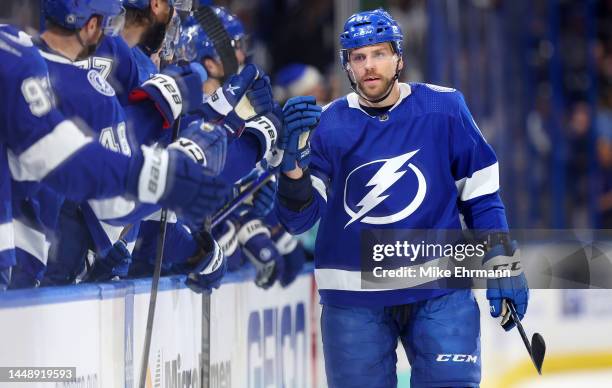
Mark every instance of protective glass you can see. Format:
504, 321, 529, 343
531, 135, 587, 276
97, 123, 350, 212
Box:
172, 0, 193, 12
101, 7, 126, 37
160, 9, 181, 61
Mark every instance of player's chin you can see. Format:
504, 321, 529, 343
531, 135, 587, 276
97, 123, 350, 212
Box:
360, 84, 386, 100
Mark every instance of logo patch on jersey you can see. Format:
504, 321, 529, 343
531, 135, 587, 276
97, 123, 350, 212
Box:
87, 69, 115, 97
343, 150, 427, 228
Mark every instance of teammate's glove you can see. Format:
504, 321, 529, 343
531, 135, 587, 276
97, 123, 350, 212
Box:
213, 219, 244, 271
271, 226, 306, 287
129, 64, 204, 129
184, 230, 227, 293
127, 145, 231, 227
167, 119, 227, 176
86, 239, 132, 282
484, 236, 529, 331
234, 169, 277, 218
244, 107, 281, 163
237, 215, 284, 289
270, 96, 321, 172
198, 64, 274, 137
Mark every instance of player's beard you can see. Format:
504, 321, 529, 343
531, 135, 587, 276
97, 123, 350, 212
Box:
140, 8, 172, 56
356, 72, 395, 102
75, 36, 102, 61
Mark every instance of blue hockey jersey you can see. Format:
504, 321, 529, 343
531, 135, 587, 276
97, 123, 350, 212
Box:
277, 83, 508, 307
76, 35, 140, 106
0, 26, 140, 273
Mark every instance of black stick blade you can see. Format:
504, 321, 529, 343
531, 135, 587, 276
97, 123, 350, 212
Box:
193, 5, 239, 82
531, 332, 546, 375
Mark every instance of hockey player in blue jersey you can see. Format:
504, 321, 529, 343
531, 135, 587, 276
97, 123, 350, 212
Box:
8, 0, 232, 288
0, 23, 228, 290
274, 9, 529, 388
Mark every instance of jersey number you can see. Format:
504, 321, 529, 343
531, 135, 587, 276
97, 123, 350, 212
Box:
100, 122, 131, 156
21, 77, 52, 117
75, 57, 113, 80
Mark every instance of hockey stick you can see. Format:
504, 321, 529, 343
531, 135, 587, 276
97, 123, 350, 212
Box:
508, 301, 546, 375
193, 5, 239, 83
138, 117, 182, 388
191, 7, 240, 387
211, 170, 273, 228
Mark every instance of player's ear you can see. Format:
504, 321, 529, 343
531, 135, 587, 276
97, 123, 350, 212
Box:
83, 16, 100, 38
398, 57, 404, 71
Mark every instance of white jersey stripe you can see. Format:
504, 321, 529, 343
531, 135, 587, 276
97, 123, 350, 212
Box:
0, 222, 15, 253
455, 162, 499, 202
8, 120, 92, 181
13, 219, 50, 265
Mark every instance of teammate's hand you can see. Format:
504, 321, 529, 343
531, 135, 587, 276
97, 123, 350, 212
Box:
86, 239, 132, 282
272, 96, 321, 173
213, 219, 244, 271
271, 227, 306, 287
128, 145, 231, 227
237, 215, 284, 289
168, 119, 227, 176
484, 238, 529, 331
198, 64, 274, 137
129, 64, 205, 128
185, 230, 227, 293
234, 169, 277, 218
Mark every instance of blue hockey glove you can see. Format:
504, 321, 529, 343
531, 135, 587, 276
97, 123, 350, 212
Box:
271, 227, 306, 287
244, 105, 281, 163
129, 64, 204, 129
213, 219, 244, 271
484, 237, 529, 331
234, 169, 277, 218
237, 215, 284, 289
128, 145, 231, 227
198, 64, 274, 137
273, 96, 321, 172
167, 119, 227, 176
86, 239, 132, 282
184, 230, 227, 293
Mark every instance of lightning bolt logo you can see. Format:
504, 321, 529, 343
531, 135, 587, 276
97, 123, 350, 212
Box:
344, 150, 426, 228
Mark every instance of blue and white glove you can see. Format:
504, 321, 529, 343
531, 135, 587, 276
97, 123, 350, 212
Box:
271, 226, 306, 287
168, 119, 227, 176
237, 215, 284, 289
127, 145, 231, 228
86, 239, 132, 282
213, 219, 244, 271
199, 64, 274, 137
270, 96, 321, 172
484, 236, 529, 331
184, 230, 227, 293
129, 64, 205, 129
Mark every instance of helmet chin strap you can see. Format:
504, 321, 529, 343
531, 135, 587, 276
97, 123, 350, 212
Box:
346, 58, 401, 105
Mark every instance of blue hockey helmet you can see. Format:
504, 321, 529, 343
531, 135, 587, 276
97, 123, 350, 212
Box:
339, 8, 403, 68
212, 6, 245, 45
122, 0, 192, 12
175, 16, 216, 62
175, 7, 246, 63
43, 0, 125, 36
